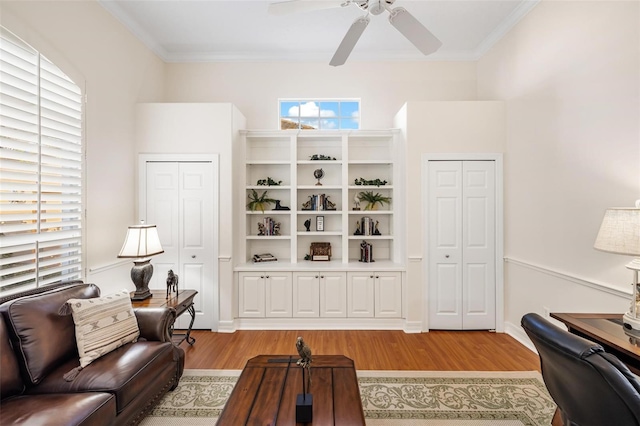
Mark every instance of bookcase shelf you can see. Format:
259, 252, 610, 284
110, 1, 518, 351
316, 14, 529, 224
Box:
239, 129, 403, 266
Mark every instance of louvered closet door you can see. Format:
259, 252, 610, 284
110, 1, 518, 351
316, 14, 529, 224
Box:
428, 161, 496, 330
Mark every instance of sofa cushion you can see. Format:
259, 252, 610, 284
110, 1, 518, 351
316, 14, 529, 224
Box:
65, 290, 140, 377
0, 317, 23, 399
1, 392, 115, 426
30, 340, 176, 413
0, 284, 100, 386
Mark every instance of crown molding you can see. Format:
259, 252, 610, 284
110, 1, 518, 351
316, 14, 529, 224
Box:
471, 0, 541, 60
99, 0, 541, 64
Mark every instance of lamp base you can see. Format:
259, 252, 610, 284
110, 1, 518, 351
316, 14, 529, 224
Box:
130, 259, 154, 301
622, 312, 640, 332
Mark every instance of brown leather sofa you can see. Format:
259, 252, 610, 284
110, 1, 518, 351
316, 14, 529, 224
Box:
0, 282, 185, 425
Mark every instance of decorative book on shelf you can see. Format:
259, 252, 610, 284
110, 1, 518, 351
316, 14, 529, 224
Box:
359, 240, 374, 263
257, 217, 281, 236
354, 217, 381, 236
310, 242, 331, 261
301, 194, 336, 211
253, 253, 277, 263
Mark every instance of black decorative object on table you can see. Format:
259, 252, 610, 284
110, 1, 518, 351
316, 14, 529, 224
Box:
296, 337, 313, 423
166, 269, 178, 299
304, 219, 311, 232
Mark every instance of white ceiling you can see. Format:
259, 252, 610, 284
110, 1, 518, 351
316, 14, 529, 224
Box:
98, 0, 539, 63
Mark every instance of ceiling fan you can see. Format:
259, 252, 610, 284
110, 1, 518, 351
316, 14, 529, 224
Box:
268, 0, 442, 66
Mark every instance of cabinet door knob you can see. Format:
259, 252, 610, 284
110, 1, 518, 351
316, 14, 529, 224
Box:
192, 255, 196, 259
266, 275, 270, 279
376, 276, 379, 279
445, 255, 450, 258
260, 276, 264, 279
315, 276, 319, 279
320, 275, 324, 279
370, 275, 374, 278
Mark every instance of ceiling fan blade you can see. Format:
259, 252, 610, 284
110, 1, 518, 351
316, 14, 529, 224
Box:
388, 7, 442, 56
329, 16, 370, 67
268, 0, 345, 16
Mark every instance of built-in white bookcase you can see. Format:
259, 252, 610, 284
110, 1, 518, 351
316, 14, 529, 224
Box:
239, 129, 402, 266
236, 129, 405, 327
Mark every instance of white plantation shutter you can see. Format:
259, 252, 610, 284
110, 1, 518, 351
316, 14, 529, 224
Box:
0, 27, 83, 293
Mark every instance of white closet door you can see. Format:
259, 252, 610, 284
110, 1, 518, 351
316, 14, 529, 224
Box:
428, 161, 496, 330
462, 161, 495, 329
145, 161, 215, 330
428, 161, 463, 329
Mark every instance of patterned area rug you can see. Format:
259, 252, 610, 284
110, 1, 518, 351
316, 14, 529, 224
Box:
140, 369, 555, 426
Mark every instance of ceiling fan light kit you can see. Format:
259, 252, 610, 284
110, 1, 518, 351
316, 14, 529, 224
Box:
270, 0, 442, 66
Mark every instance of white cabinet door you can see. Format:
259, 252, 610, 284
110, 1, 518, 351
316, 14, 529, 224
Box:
265, 273, 293, 318
375, 272, 402, 318
293, 273, 320, 317
347, 273, 374, 318
238, 273, 265, 318
320, 272, 347, 318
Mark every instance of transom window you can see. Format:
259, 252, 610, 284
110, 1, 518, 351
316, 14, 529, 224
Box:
0, 26, 83, 295
279, 99, 360, 130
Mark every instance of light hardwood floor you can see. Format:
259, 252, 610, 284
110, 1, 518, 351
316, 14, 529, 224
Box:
179, 329, 541, 371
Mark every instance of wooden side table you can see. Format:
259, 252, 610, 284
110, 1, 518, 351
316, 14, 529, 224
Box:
550, 312, 640, 375
131, 290, 197, 346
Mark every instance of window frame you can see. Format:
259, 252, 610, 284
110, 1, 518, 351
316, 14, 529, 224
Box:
278, 98, 361, 130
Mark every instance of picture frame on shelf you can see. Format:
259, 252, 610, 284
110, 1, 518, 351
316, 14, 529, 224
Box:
316, 216, 324, 232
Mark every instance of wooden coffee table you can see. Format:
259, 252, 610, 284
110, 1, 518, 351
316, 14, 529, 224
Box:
217, 354, 365, 425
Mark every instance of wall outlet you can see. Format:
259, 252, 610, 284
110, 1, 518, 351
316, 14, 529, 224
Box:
543, 307, 550, 318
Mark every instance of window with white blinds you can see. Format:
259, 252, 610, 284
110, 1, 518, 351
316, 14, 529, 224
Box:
0, 27, 83, 295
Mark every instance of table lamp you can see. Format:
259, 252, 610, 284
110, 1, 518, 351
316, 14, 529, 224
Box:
118, 222, 164, 300
594, 203, 640, 332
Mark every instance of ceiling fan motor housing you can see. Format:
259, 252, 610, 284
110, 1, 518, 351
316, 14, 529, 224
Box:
357, 0, 396, 15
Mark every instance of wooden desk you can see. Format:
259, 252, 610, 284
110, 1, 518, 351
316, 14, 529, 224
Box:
550, 312, 640, 375
217, 354, 365, 425
131, 290, 197, 346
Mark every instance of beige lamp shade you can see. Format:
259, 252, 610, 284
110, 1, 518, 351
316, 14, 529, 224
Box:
118, 224, 164, 258
594, 208, 640, 256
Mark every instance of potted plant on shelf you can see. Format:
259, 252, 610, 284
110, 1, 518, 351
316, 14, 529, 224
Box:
357, 191, 391, 210
247, 189, 277, 213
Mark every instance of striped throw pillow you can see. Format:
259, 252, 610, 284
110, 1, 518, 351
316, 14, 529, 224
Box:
64, 290, 140, 380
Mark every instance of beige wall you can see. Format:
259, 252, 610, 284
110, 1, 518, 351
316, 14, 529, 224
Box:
164, 61, 478, 129
477, 1, 640, 339
394, 101, 506, 330
1, 1, 166, 291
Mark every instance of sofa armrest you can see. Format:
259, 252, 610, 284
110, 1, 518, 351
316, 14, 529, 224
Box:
134, 307, 176, 343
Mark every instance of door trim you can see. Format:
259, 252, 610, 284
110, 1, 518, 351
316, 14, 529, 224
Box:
138, 154, 220, 331
422, 153, 504, 332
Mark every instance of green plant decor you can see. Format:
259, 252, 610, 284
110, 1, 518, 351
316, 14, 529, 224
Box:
357, 191, 391, 210
247, 189, 277, 213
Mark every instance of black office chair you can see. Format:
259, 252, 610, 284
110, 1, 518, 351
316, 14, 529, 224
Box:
522, 313, 640, 426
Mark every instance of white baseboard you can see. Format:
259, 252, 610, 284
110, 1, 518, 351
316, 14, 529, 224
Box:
505, 321, 537, 353
217, 320, 236, 333
403, 321, 422, 333
235, 318, 406, 331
